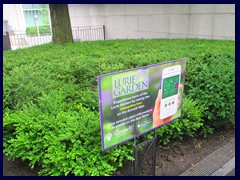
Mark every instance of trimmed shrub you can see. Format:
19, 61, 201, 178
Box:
185, 54, 235, 129
156, 97, 206, 145
3, 104, 134, 176
3, 39, 235, 175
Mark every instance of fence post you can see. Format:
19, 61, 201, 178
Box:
3, 31, 12, 50
103, 25, 106, 40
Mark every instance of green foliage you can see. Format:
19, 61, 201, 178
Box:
3, 39, 235, 175
185, 54, 235, 128
39, 4, 50, 26
4, 103, 134, 176
26, 26, 51, 35
156, 97, 206, 145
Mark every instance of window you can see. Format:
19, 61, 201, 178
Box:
22, 4, 50, 27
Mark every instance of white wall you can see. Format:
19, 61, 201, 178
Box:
3, 4, 26, 33
68, 4, 235, 40
68, 4, 104, 28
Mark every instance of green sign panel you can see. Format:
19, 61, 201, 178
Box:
98, 59, 187, 151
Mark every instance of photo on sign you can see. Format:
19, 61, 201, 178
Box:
98, 59, 187, 151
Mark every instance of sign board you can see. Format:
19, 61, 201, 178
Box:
98, 58, 187, 151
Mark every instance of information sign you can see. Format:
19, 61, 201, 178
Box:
98, 59, 187, 150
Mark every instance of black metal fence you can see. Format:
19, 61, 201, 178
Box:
3, 25, 105, 51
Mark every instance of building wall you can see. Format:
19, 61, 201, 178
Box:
68, 4, 235, 40
3, 4, 26, 32
68, 4, 104, 28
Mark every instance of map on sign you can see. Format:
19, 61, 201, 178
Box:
162, 75, 179, 99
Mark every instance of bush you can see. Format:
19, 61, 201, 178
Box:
156, 97, 206, 145
185, 54, 235, 128
3, 39, 235, 175
3, 103, 134, 176
26, 25, 51, 35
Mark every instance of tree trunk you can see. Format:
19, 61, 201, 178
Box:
49, 4, 73, 44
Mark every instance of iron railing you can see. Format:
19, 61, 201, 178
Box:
72, 25, 105, 41
3, 25, 105, 50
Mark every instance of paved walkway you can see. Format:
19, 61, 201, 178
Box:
180, 138, 235, 176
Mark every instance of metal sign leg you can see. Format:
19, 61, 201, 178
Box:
133, 136, 157, 176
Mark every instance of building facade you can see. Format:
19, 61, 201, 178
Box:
3, 4, 50, 34
68, 4, 235, 40
3, 4, 235, 40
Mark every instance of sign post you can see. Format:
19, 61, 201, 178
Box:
133, 135, 157, 176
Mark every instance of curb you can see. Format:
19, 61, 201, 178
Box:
211, 157, 235, 176
180, 138, 235, 176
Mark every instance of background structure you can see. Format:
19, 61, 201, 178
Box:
68, 4, 235, 40
3, 4, 235, 40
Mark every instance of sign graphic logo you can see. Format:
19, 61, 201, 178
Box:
106, 133, 112, 141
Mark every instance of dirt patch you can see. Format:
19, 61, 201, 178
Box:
155, 127, 235, 176
3, 127, 235, 176
3, 156, 41, 176
114, 126, 235, 176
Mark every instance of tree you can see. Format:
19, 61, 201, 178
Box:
49, 4, 73, 44
39, 4, 50, 26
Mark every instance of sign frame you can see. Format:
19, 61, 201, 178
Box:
98, 58, 188, 151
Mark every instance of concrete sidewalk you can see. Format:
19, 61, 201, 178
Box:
180, 138, 235, 176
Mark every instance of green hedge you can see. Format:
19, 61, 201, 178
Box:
3, 39, 235, 175
26, 25, 51, 35
186, 55, 235, 129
